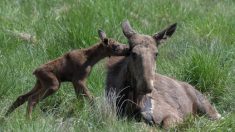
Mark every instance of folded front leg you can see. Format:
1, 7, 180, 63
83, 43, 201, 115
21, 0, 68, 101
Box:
139, 96, 155, 125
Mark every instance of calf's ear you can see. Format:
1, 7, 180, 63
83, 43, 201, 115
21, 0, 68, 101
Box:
153, 23, 177, 46
98, 29, 108, 46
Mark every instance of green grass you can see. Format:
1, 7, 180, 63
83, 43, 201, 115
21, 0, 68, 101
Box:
0, 0, 235, 131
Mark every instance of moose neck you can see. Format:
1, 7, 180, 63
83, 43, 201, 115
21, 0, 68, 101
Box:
126, 60, 151, 104
85, 43, 108, 66
125, 61, 139, 101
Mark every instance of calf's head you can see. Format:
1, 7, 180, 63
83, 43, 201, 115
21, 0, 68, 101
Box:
122, 20, 177, 94
98, 29, 129, 56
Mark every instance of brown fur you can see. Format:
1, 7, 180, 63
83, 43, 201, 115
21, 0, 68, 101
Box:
5, 30, 129, 119
106, 21, 221, 128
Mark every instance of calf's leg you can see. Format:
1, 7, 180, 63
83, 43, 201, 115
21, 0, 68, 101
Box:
27, 71, 59, 119
72, 80, 93, 102
5, 80, 41, 116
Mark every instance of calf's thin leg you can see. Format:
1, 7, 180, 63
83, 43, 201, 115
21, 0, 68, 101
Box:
27, 89, 45, 119
72, 80, 93, 102
27, 87, 59, 119
5, 80, 41, 116
27, 71, 59, 119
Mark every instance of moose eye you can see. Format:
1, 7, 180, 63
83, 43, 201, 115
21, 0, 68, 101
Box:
131, 52, 137, 60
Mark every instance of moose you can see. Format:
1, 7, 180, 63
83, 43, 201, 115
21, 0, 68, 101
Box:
5, 30, 129, 119
106, 21, 221, 128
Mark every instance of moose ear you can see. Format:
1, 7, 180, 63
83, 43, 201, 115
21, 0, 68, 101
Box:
98, 29, 107, 41
122, 20, 136, 38
153, 23, 177, 46
98, 29, 108, 46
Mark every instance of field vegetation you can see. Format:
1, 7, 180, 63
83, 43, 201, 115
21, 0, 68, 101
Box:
0, 0, 234, 131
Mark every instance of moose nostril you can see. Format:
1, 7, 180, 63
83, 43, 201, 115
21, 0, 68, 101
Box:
140, 88, 152, 95
140, 84, 153, 94
144, 80, 154, 93
146, 87, 153, 93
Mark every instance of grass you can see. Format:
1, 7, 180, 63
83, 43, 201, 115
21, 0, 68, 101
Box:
0, 0, 235, 131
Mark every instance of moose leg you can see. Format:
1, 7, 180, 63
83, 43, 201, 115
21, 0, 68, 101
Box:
72, 80, 93, 102
27, 88, 59, 119
26, 89, 45, 119
162, 115, 182, 129
140, 96, 155, 125
195, 90, 221, 120
27, 71, 59, 119
5, 80, 41, 116
198, 99, 221, 120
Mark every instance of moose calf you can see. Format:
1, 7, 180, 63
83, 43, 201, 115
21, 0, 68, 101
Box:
5, 30, 129, 119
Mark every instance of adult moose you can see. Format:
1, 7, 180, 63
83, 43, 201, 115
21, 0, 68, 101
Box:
5, 30, 129, 119
106, 21, 221, 128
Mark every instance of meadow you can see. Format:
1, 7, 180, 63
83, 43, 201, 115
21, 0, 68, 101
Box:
0, 0, 234, 131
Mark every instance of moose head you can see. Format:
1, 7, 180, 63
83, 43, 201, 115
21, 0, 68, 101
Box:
122, 20, 177, 95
